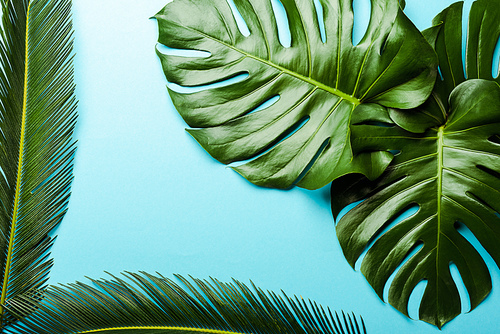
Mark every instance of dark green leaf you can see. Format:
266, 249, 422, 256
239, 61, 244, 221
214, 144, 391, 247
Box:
331, 0, 500, 328
0, 0, 77, 326
389, 0, 500, 131
7, 272, 366, 334
154, 0, 437, 189
334, 79, 500, 328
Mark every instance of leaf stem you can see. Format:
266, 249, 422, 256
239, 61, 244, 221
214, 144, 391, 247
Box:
235, 48, 360, 105
0, 1, 31, 318
435, 125, 445, 324
181, 23, 360, 105
79, 326, 246, 334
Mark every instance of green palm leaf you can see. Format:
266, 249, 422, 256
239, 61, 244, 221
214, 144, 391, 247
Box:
0, 0, 76, 326
154, 0, 437, 190
7, 272, 366, 334
330, 0, 500, 328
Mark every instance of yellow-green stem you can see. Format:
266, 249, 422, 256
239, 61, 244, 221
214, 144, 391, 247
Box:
79, 326, 248, 334
0, 1, 31, 318
434, 125, 445, 323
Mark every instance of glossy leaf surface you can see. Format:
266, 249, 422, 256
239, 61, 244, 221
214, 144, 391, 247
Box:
331, 0, 500, 328
0, 0, 77, 327
8, 272, 366, 334
154, 0, 437, 189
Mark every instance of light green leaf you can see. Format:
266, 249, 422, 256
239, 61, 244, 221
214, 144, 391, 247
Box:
0, 0, 77, 327
7, 272, 366, 334
331, 0, 500, 328
154, 0, 437, 189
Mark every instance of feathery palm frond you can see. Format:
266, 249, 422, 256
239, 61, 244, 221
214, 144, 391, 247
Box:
7, 271, 366, 334
0, 0, 76, 325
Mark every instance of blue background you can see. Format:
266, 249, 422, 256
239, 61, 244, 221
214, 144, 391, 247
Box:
47, 0, 500, 333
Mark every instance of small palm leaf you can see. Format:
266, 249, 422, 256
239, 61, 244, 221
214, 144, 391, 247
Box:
7, 272, 367, 334
154, 0, 437, 189
331, 0, 500, 328
0, 0, 76, 326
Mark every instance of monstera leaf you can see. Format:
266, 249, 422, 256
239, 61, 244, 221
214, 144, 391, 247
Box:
0, 0, 77, 327
331, 0, 500, 328
7, 272, 366, 334
154, 0, 437, 189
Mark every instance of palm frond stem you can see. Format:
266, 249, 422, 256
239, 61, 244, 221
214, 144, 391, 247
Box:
0, 1, 31, 317
6, 272, 367, 334
0, 0, 77, 326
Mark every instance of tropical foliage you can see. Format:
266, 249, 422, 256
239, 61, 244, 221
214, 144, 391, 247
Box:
0, 3, 366, 334
156, 0, 500, 329
2, 0, 499, 331
7, 272, 366, 334
154, 0, 437, 189
331, 0, 500, 328
0, 0, 76, 328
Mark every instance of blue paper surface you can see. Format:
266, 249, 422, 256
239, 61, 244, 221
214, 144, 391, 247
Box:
47, 0, 500, 332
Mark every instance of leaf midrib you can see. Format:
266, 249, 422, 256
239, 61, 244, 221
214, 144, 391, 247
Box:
0, 2, 31, 316
435, 126, 444, 320
170, 21, 360, 105
79, 326, 247, 334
